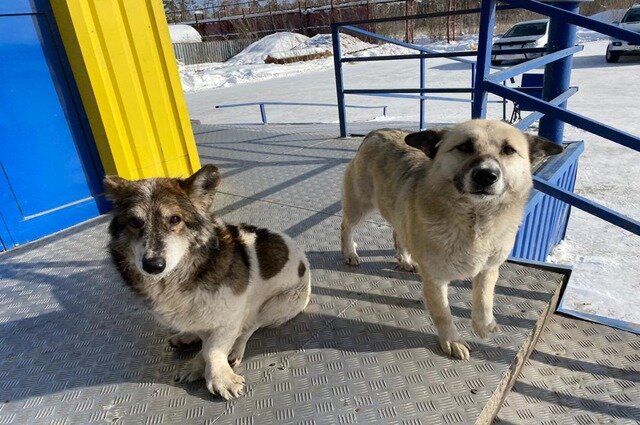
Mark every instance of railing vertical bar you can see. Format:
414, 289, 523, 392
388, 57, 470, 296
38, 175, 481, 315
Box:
539, 1, 580, 144
332, 24, 348, 137
419, 52, 426, 130
472, 0, 497, 118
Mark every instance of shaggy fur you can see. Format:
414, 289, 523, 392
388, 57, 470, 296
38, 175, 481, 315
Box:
341, 119, 562, 360
105, 165, 311, 399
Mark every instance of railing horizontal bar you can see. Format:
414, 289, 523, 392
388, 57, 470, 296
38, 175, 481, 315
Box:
533, 176, 640, 236
340, 25, 476, 66
341, 48, 546, 63
334, 4, 517, 26
345, 88, 474, 94
514, 87, 578, 130
215, 101, 386, 109
486, 82, 640, 152
350, 92, 506, 103
487, 45, 583, 83
503, 0, 640, 44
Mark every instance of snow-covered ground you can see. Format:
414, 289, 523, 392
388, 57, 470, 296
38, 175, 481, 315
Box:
182, 30, 640, 328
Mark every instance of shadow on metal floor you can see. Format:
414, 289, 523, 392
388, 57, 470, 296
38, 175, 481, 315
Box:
0, 123, 637, 424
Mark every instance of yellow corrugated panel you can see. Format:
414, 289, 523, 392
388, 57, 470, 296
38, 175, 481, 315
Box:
51, 0, 200, 180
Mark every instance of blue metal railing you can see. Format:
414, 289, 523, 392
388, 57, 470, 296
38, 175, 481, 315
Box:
472, 0, 640, 236
215, 101, 387, 124
331, 7, 535, 136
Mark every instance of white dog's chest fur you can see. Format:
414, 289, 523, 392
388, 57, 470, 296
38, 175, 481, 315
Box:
404, 207, 519, 281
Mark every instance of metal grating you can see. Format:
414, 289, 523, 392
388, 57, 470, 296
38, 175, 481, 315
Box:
0, 123, 608, 425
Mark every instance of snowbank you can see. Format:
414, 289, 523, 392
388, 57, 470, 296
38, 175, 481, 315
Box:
226, 32, 310, 65
168, 24, 202, 43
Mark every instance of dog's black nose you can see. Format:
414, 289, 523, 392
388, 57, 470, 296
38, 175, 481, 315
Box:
472, 168, 500, 188
142, 256, 166, 274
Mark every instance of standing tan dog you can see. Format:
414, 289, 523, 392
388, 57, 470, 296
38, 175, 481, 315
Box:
341, 119, 562, 359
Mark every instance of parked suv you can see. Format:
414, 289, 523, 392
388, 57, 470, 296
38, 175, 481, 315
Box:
491, 19, 549, 65
606, 5, 640, 63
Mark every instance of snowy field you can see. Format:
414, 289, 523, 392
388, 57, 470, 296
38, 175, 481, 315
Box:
181, 31, 640, 328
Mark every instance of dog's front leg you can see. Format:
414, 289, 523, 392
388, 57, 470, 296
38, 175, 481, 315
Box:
471, 267, 499, 338
200, 328, 246, 400
421, 274, 470, 360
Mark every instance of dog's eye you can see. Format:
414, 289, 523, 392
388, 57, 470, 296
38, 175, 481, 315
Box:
501, 143, 517, 156
169, 215, 181, 225
456, 141, 474, 154
128, 217, 144, 228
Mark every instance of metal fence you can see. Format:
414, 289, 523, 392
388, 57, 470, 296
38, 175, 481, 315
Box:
172, 39, 253, 64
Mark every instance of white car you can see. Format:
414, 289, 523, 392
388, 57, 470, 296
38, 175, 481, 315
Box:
606, 5, 640, 63
491, 19, 549, 65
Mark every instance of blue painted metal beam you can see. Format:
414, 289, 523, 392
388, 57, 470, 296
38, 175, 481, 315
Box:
486, 81, 640, 153
215, 101, 388, 110
486, 45, 583, 83
533, 176, 640, 236
341, 25, 477, 66
472, 0, 497, 118
331, 25, 348, 137
353, 92, 506, 103
345, 88, 474, 94
340, 48, 546, 63
513, 86, 578, 131
538, 1, 580, 144
503, 0, 640, 45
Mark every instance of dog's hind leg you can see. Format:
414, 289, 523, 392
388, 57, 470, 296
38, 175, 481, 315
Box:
169, 331, 201, 349
341, 166, 373, 266
393, 229, 418, 272
229, 270, 312, 367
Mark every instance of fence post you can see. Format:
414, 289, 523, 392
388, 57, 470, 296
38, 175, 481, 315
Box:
538, 1, 580, 144
260, 104, 267, 124
332, 24, 347, 137
419, 52, 426, 130
472, 0, 497, 119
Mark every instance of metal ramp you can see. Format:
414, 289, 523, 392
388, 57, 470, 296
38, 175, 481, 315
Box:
0, 124, 637, 424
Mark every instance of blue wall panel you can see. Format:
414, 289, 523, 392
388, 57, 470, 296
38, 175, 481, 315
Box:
0, 0, 106, 249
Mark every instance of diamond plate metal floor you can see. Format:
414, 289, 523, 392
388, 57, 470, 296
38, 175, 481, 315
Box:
0, 123, 634, 425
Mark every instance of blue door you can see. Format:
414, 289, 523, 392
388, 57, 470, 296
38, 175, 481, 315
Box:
0, 1, 107, 249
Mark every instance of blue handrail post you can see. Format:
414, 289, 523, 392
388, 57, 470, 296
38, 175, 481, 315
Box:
332, 24, 348, 137
259, 103, 267, 124
539, 1, 580, 144
470, 62, 476, 117
472, 0, 497, 118
419, 52, 426, 130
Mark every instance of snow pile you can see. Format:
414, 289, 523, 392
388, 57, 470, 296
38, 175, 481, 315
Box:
226, 32, 310, 65
168, 24, 202, 43
298, 33, 374, 54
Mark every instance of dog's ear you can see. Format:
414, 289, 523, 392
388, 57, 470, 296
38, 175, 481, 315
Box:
526, 134, 563, 165
103, 175, 132, 204
405, 129, 447, 159
180, 164, 221, 210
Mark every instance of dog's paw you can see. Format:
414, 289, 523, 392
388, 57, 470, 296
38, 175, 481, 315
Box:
169, 332, 201, 349
397, 259, 418, 272
343, 252, 360, 266
439, 337, 471, 360
472, 315, 498, 339
175, 355, 205, 383
206, 367, 245, 400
